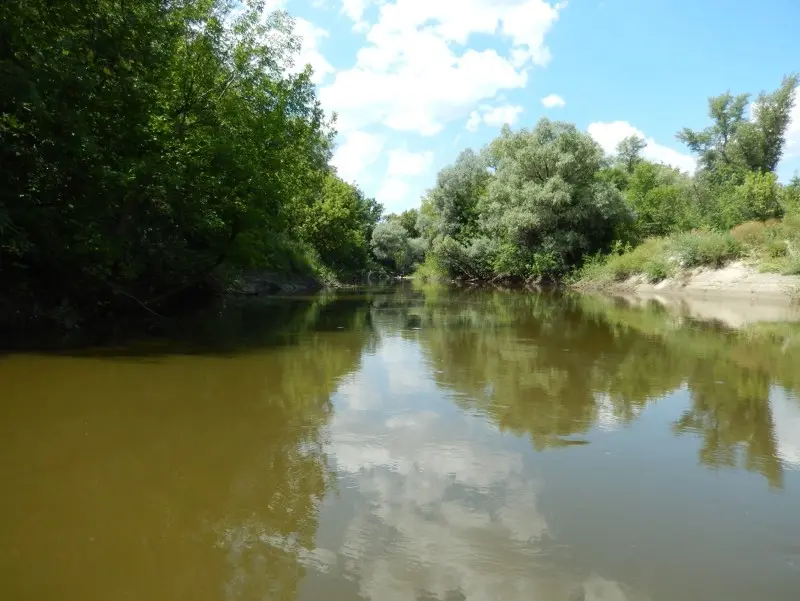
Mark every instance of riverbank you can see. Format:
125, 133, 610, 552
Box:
577, 261, 800, 306
226, 271, 326, 296
592, 286, 800, 329
574, 218, 800, 304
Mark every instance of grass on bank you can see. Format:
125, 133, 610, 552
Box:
577, 216, 800, 286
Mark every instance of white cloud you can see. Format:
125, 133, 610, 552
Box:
292, 18, 335, 84
323, 42, 527, 136
466, 110, 482, 132
588, 120, 697, 173
465, 104, 524, 131
785, 86, 800, 157
387, 149, 434, 176
341, 0, 369, 22
377, 178, 410, 210
541, 93, 565, 109
332, 131, 384, 183
323, 1, 563, 136
482, 104, 524, 127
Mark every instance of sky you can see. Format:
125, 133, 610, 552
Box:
273, 0, 800, 213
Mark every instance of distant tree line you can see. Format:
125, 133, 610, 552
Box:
379, 75, 799, 282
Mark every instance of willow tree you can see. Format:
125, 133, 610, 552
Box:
480, 119, 632, 276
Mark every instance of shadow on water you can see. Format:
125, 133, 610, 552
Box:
0, 288, 399, 357
0, 289, 388, 601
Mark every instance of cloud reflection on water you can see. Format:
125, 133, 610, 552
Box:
324, 335, 647, 601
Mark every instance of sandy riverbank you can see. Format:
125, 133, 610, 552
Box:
581, 262, 800, 327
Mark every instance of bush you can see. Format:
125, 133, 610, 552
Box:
780, 177, 800, 216
607, 248, 652, 280
413, 255, 447, 283
669, 231, 742, 268
765, 239, 788, 258
430, 236, 494, 280
775, 214, 800, 237
730, 221, 767, 247
782, 255, 800, 276
644, 258, 673, 283
578, 217, 800, 286
577, 237, 670, 283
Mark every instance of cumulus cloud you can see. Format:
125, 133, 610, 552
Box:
341, 0, 369, 23
588, 120, 696, 173
322, 1, 563, 136
541, 93, 565, 109
377, 178, 410, 209
466, 111, 483, 132
785, 85, 800, 158
466, 104, 524, 131
292, 18, 335, 83
332, 131, 384, 183
321, 0, 565, 208
387, 149, 434, 176
323, 42, 526, 136
483, 104, 524, 127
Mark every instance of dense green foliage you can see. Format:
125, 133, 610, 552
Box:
416, 120, 632, 281
0, 0, 382, 324
370, 210, 426, 275
415, 75, 799, 283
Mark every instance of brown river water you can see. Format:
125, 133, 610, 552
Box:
2, 286, 799, 601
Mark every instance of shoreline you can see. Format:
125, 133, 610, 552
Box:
575, 261, 800, 302
574, 261, 800, 327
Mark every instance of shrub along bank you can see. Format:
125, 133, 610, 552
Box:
575, 217, 800, 288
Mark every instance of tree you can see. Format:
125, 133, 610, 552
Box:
394, 209, 420, 238
480, 120, 632, 275
616, 135, 647, 173
416, 196, 442, 244
737, 75, 799, 173
428, 148, 491, 242
716, 171, 782, 229
0, 0, 383, 325
625, 162, 694, 238
296, 174, 379, 274
677, 75, 798, 178
781, 176, 800, 216
371, 221, 415, 274
677, 91, 751, 177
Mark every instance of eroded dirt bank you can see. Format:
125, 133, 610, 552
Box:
583, 262, 800, 327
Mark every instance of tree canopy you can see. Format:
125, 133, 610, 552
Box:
677, 75, 798, 178
0, 0, 383, 325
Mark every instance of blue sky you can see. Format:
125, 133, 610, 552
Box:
276, 0, 800, 213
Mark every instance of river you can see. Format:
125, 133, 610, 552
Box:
2, 285, 799, 601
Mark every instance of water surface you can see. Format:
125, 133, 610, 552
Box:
2, 286, 799, 601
